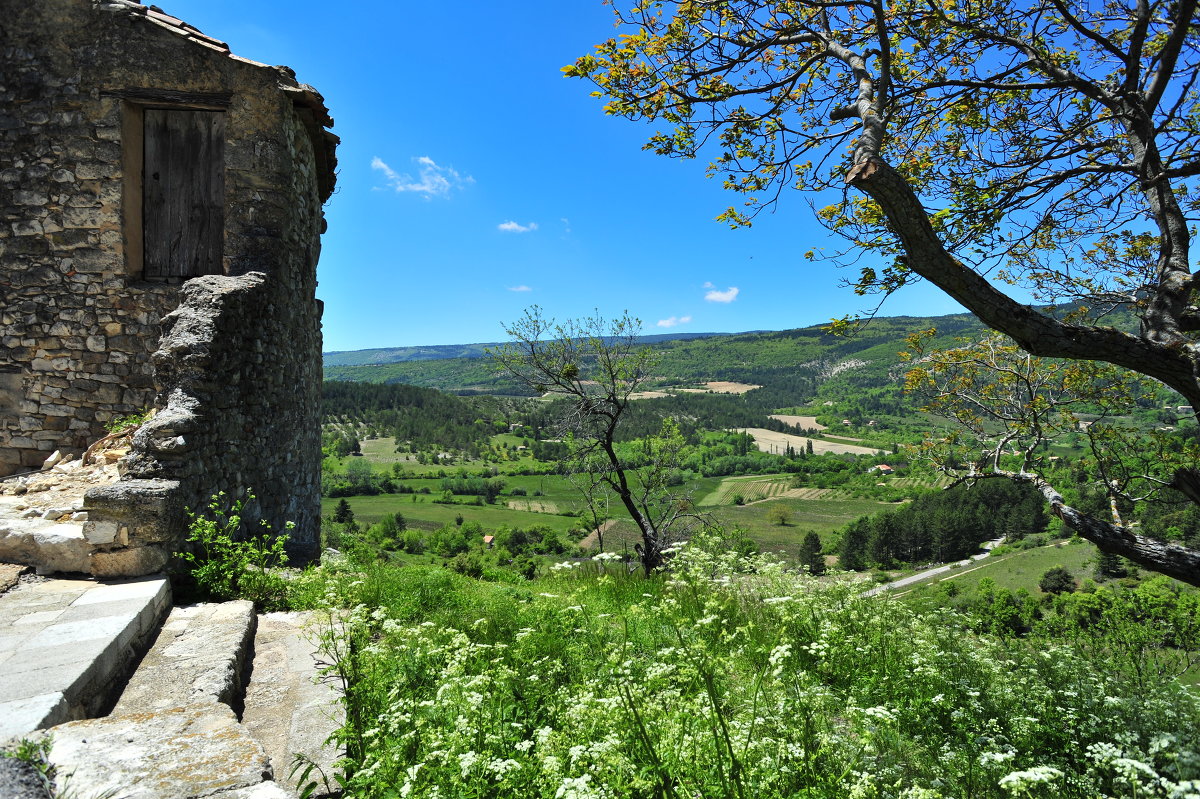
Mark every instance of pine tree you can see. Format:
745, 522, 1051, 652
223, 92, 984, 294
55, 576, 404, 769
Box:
332, 498, 354, 525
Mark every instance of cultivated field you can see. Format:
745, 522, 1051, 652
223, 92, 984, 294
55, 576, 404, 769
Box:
768, 414, 826, 430
588, 494, 889, 561
678, 381, 762, 394
735, 427, 883, 456
698, 474, 845, 506
506, 499, 560, 514
319, 494, 581, 533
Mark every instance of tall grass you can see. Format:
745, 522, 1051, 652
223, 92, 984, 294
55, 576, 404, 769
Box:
304, 535, 1200, 798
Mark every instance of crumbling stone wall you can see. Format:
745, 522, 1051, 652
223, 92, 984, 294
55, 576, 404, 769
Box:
1, 0, 336, 568
85, 270, 322, 571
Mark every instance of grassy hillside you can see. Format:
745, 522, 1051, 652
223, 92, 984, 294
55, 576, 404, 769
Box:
324, 331, 725, 369
322, 311, 989, 393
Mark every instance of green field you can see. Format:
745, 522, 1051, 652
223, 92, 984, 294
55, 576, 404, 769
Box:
698, 474, 849, 506
320, 494, 582, 535
335, 436, 548, 476
893, 538, 1099, 595
708, 496, 892, 559
335, 439, 894, 563
582, 494, 890, 561
937, 538, 1098, 593
358, 437, 408, 463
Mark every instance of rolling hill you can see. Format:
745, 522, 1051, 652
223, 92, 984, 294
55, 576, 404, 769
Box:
323, 311, 990, 395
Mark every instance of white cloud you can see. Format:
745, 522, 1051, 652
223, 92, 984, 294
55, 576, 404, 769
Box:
561, 217, 572, 234
508, 285, 533, 292
702, 281, 715, 289
498, 220, 538, 233
371, 155, 472, 198
657, 315, 692, 328
705, 286, 740, 303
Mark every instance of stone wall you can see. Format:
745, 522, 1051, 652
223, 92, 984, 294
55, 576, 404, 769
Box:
0, 2, 179, 473
84, 271, 322, 569
2, 0, 336, 569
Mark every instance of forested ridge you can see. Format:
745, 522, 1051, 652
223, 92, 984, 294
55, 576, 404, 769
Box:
323, 310, 991, 392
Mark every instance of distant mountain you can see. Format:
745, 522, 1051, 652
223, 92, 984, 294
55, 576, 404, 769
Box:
323, 331, 727, 367
322, 312, 993, 394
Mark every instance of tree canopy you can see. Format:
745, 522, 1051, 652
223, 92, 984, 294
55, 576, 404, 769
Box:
569, 0, 1200, 584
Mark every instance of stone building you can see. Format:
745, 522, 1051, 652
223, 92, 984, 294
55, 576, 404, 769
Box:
1, 0, 337, 569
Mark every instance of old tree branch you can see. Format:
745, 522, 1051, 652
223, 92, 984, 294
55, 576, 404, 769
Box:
573, 0, 1200, 584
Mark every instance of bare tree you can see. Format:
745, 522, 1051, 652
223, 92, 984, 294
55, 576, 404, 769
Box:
490, 308, 692, 572
568, 0, 1200, 585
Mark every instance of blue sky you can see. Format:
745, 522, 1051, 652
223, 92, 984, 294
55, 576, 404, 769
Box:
167, 0, 966, 352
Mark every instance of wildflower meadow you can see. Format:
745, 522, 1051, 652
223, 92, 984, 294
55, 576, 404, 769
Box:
282, 532, 1200, 799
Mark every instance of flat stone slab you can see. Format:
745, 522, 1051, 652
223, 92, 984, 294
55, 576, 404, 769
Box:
242, 612, 343, 795
0, 576, 170, 739
115, 600, 257, 715
35, 705, 278, 799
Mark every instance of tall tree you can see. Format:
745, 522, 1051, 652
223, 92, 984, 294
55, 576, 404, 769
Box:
332, 498, 354, 525
569, 0, 1200, 585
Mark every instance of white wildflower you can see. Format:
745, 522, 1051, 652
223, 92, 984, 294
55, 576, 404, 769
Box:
489, 758, 521, 777
861, 705, 895, 723
999, 766, 1063, 791
555, 774, 598, 799
979, 751, 1016, 766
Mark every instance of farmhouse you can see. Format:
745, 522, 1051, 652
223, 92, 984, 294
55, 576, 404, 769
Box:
1, 0, 337, 572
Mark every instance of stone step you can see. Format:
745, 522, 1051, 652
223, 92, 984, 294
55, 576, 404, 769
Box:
31, 600, 304, 799
0, 575, 171, 739
242, 612, 344, 797
114, 600, 257, 715
33, 704, 291, 799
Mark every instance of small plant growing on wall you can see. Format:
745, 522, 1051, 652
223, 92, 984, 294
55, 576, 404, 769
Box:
104, 409, 150, 434
179, 492, 292, 610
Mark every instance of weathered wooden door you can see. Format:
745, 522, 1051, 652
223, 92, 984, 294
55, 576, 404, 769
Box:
143, 109, 225, 278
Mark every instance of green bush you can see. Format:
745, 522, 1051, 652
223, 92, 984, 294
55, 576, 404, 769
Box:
179, 492, 291, 611
104, 409, 149, 434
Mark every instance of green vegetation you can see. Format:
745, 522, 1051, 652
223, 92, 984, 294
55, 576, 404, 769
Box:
565, 0, 1200, 584
177, 493, 292, 611
838, 480, 1048, 571
320, 493, 581, 537
0, 737, 54, 797
310, 303, 1200, 794
254, 532, 1200, 798
906, 539, 1102, 598
103, 409, 149, 434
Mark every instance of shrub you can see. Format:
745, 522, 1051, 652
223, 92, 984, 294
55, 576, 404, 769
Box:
104, 409, 149, 434
313, 541, 1200, 799
1039, 566, 1077, 595
179, 492, 291, 611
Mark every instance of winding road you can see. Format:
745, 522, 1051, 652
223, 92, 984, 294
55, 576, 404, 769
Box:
861, 537, 1005, 597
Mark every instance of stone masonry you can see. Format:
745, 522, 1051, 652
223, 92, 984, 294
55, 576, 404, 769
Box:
1, 0, 338, 570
